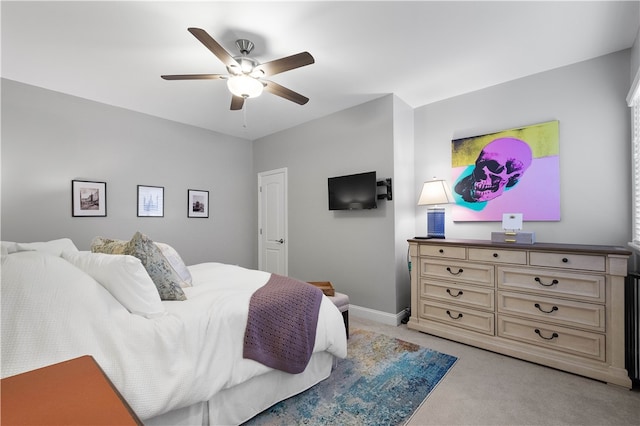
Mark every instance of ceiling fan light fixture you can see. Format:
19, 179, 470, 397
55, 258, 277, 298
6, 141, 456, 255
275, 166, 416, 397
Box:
162, 29, 314, 109
227, 75, 264, 98
238, 57, 257, 74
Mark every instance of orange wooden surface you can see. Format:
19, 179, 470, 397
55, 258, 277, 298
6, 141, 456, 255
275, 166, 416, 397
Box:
1, 355, 141, 425
308, 281, 335, 296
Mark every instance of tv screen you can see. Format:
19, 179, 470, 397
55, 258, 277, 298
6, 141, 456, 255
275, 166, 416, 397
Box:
328, 171, 377, 210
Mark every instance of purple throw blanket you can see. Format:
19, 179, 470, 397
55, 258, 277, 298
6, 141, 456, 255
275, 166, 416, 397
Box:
243, 274, 323, 374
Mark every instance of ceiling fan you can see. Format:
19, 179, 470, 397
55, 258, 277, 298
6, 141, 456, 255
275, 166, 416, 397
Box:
161, 28, 314, 111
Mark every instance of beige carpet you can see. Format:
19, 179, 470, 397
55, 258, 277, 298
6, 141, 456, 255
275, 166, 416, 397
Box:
351, 317, 640, 425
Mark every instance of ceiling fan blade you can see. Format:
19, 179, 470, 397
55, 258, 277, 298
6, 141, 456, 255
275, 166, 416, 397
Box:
188, 27, 238, 69
230, 95, 245, 110
263, 80, 309, 105
254, 52, 314, 77
161, 74, 226, 80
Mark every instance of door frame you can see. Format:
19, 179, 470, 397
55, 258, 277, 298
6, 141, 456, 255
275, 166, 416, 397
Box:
257, 168, 288, 274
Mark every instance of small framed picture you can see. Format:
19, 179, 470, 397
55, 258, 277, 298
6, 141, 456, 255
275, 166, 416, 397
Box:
188, 189, 209, 218
137, 185, 164, 217
72, 180, 107, 217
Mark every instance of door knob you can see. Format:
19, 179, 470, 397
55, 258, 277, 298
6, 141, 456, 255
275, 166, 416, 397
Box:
277, 239, 284, 244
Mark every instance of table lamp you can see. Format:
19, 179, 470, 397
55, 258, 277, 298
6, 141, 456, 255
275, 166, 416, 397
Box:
416, 178, 454, 239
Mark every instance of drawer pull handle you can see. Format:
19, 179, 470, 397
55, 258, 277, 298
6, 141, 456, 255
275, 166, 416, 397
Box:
493, 253, 499, 258
446, 289, 464, 297
534, 277, 559, 287
534, 303, 558, 314
446, 310, 463, 320
535, 329, 559, 340
439, 249, 444, 254
446, 267, 464, 275
562, 257, 569, 263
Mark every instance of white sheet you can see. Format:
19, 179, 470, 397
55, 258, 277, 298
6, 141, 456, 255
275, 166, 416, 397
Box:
0, 253, 347, 420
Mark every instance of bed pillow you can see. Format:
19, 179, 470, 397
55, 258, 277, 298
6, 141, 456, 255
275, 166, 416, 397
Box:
93, 236, 192, 288
155, 242, 192, 287
124, 232, 187, 301
16, 238, 79, 256
62, 251, 166, 318
91, 232, 187, 300
1, 241, 19, 255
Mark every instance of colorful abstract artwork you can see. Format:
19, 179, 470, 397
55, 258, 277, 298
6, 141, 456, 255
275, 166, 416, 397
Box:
451, 120, 560, 221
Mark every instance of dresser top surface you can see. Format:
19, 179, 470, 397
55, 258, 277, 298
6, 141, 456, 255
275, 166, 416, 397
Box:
408, 238, 631, 256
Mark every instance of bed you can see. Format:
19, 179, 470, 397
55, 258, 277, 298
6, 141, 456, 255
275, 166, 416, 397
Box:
1, 236, 348, 425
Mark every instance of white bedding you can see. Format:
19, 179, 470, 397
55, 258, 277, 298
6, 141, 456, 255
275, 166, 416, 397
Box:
1, 251, 347, 421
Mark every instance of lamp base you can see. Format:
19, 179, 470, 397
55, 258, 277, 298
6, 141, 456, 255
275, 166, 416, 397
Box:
427, 208, 446, 239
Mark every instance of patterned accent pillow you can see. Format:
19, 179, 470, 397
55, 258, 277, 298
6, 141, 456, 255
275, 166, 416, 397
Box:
124, 232, 186, 301
91, 233, 187, 301
91, 236, 128, 254
155, 242, 193, 287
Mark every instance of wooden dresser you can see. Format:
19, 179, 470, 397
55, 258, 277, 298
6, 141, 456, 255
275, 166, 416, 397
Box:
408, 238, 632, 388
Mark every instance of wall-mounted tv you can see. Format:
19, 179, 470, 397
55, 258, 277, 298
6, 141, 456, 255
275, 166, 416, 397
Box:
328, 171, 377, 210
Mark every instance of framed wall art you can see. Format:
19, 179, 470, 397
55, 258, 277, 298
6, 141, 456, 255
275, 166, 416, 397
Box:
137, 185, 164, 217
72, 180, 107, 217
451, 120, 560, 222
188, 189, 209, 218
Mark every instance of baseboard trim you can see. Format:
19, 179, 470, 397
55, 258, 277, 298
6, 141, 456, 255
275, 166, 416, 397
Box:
350, 304, 405, 326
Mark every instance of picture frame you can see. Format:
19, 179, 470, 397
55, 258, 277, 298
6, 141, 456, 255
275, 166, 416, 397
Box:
451, 120, 560, 222
137, 185, 164, 217
188, 189, 209, 218
72, 180, 107, 217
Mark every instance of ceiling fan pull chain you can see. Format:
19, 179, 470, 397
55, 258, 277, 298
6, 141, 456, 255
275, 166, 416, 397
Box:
243, 100, 248, 128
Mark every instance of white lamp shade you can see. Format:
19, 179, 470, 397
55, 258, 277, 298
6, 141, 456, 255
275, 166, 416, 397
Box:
227, 75, 264, 98
418, 179, 454, 206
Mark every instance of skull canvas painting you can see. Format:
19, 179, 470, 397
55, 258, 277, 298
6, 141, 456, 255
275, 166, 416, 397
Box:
451, 120, 560, 221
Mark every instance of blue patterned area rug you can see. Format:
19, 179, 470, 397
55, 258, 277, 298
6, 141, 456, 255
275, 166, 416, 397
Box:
243, 329, 458, 426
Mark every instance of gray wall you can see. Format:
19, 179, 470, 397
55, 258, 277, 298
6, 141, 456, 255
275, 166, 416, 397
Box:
1, 79, 255, 267
2, 48, 633, 318
253, 96, 400, 314
392, 96, 415, 313
414, 50, 632, 247
631, 27, 640, 86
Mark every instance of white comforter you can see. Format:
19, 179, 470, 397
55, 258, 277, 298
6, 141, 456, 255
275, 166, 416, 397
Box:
1, 251, 347, 420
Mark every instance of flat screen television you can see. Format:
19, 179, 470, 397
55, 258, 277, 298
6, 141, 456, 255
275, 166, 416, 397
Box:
328, 171, 377, 210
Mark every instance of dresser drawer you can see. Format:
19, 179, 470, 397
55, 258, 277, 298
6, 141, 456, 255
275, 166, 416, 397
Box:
497, 315, 605, 361
420, 300, 494, 335
530, 251, 606, 272
497, 267, 605, 302
421, 259, 494, 287
469, 248, 527, 265
497, 291, 605, 331
419, 245, 466, 260
422, 279, 494, 311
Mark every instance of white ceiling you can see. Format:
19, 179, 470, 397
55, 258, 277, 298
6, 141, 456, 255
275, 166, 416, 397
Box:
2, 1, 639, 141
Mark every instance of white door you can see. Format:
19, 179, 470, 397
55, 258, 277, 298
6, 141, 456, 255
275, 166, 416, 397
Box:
258, 168, 288, 275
